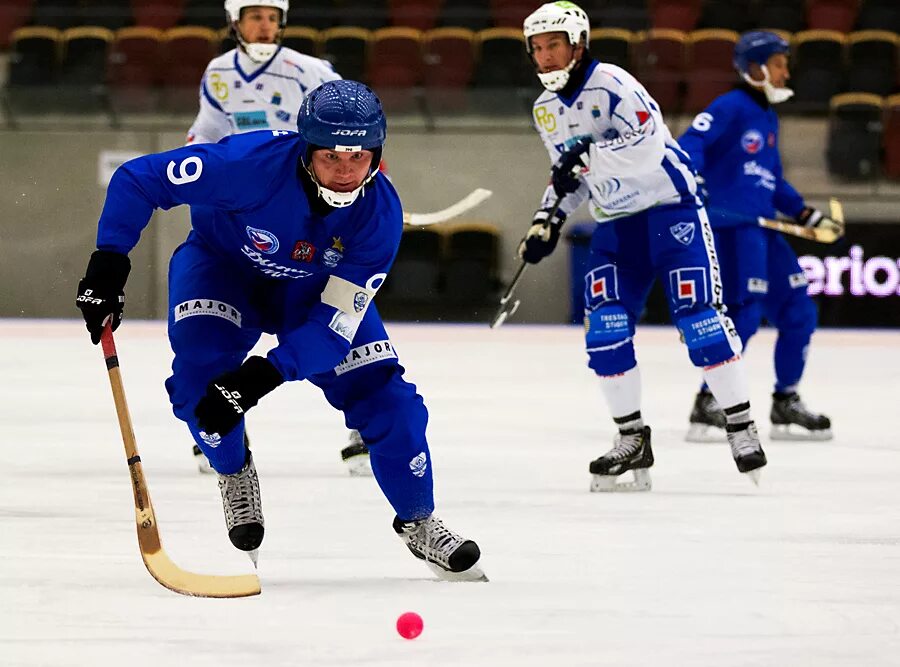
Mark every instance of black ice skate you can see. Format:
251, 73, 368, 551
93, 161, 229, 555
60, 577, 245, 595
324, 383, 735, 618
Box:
770, 392, 832, 441
727, 422, 767, 485
340, 429, 372, 477
217, 450, 264, 566
685, 389, 727, 443
393, 514, 487, 582
589, 426, 654, 492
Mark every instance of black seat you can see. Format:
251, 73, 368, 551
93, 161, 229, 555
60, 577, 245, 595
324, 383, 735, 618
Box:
181, 0, 222, 29
826, 92, 884, 179
789, 30, 845, 112
320, 26, 370, 82
697, 0, 752, 32
443, 222, 499, 305
855, 0, 900, 33
381, 228, 443, 303
755, 0, 805, 32
846, 30, 899, 97
437, 0, 490, 31
589, 28, 633, 70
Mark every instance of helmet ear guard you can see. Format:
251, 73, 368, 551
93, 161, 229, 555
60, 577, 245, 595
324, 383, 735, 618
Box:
297, 81, 387, 208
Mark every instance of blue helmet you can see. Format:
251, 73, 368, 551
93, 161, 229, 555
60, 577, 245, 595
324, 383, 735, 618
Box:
733, 31, 790, 76
297, 80, 386, 207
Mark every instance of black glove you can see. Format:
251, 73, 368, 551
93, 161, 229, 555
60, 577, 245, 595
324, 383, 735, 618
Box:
195, 356, 285, 437
518, 207, 567, 264
797, 206, 844, 237
75, 250, 131, 345
551, 138, 591, 198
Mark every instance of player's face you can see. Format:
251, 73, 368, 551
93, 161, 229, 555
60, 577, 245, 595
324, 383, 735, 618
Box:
530, 32, 584, 73
238, 6, 282, 43
310, 150, 375, 192
765, 53, 790, 87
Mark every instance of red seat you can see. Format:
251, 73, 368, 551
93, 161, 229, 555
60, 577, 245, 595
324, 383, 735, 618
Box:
108, 26, 163, 112
368, 27, 423, 110
0, 0, 33, 49
423, 27, 475, 111
633, 29, 686, 113
684, 29, 738, 112
489, 0, 533, 28
589, 28, 634, 70
884, 94, 900, 179
806, 0, 859, 33
131, 0, 184, 30
160, 26, 216, 111
389, 0, 441, 31
650, 0, 701, 31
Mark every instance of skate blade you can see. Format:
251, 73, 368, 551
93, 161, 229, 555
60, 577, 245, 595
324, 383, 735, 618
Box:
247, 549, 259, 568
344, 456, 374, 477
743, 468, 762, 486
590, 468, 651, 493
770, 424, 833, 441
685, 423, 727, 443
426, 561, 489, 582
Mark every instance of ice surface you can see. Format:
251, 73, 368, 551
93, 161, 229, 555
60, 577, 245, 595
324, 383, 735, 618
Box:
2, 320, 899, 667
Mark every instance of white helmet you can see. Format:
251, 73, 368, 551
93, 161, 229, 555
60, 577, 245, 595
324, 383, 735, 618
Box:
523, 1, 590, 92
225, 0, 289, 63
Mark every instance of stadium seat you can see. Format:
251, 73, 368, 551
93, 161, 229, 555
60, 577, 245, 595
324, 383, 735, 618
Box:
423, 27, 476, 111
438, 0, 491, 31
6, 26, 59, 113
633, 28, 686, 113
845, 30, 898, 97
181, 0, 223, 29
806, 0, 859, 33
490, 0, 534, 29
131, 0, 184, 30
684, 29, 738, 112
884, 93, 900, 178
281, 26, 319, 56
756, 0, 805, 33
855, 0, 900, 33
338, 0, 388, 30
368, 27, 423, 111
287, 0, 335, 30
30, 0, 79, 29
77, 1, 131, 30
826, 92, 884, 179
160, 25, 216, 111
0, 0, 33, 50
473, 27, 531, 87
389, 0, 441, 31
589, 28, 633, 71
320, 26, 371, 82
790, 30, 846, 111
57, 26, 112, 112
650, 0, 701, 32
442, 222, 499, 305
697, 0, 751, 32
592, 0, 650, 32
381, 228, 443, 303
108, 26, 163, 112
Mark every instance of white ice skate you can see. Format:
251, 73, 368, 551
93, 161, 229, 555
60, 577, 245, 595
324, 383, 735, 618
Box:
770, 392, 833, 441
589, 426, 654, 492
341, 429, 373, 476
727, 422, 767, 486
393, 514, 487, 582
218, 451, 264, 567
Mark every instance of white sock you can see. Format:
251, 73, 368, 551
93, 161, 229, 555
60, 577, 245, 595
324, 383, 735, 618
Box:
598, 365, 641, 420
703, 355, 750, 412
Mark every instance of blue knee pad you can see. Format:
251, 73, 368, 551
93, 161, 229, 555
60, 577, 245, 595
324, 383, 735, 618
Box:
336, 364, 434, 520
585, 304, 637, 376
677, 308, 739, 367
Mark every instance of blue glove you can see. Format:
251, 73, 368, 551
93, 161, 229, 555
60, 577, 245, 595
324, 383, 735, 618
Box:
551, 138, 591, 198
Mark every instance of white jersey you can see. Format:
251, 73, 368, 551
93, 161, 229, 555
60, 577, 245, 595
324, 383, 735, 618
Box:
186, 46, 340, 144
532, 60, 700, 222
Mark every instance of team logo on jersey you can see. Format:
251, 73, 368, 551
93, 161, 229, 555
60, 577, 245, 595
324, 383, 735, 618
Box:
533, 105, 556, 132
591, 105, 601, 119
636, 110, 651, 125
670, 222, 696, 246
275, 110, 290, 122
353, 291, 369, 313
597, 178, 621, 198
209, 73, 228, 101
291, 240, 316, 262
741, 129, 764, 154
246, 226, 280, 254
271, 91, 282, 105
669, 267, 708, 309
585, 265, 618, 305
748, 277, 769, 293
234, 111, 268, 130
322, 237, 344, 267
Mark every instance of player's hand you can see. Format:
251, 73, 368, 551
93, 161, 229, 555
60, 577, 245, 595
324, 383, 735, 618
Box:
551, 138, 591, 198
798, 207, 844, 237
75, 250, 131, 345
518, 208, 567, 264
195, 356, 284, 437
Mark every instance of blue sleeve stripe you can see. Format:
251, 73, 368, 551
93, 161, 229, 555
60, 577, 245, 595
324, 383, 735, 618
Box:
202, 83, 224, 112
661, 155, 698, 206
612, 111, 635, 131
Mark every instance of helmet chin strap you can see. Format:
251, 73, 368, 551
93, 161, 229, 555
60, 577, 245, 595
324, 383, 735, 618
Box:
743, 65, 793, 104
305, 166, 377, 208
537, 56, 578, 92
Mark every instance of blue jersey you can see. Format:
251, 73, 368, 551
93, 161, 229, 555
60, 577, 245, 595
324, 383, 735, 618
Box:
96, 129, 403, 380
677, 86, 805, 228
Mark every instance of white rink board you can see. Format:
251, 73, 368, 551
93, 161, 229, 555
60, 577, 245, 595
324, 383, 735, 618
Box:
2, 320, 899, 667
